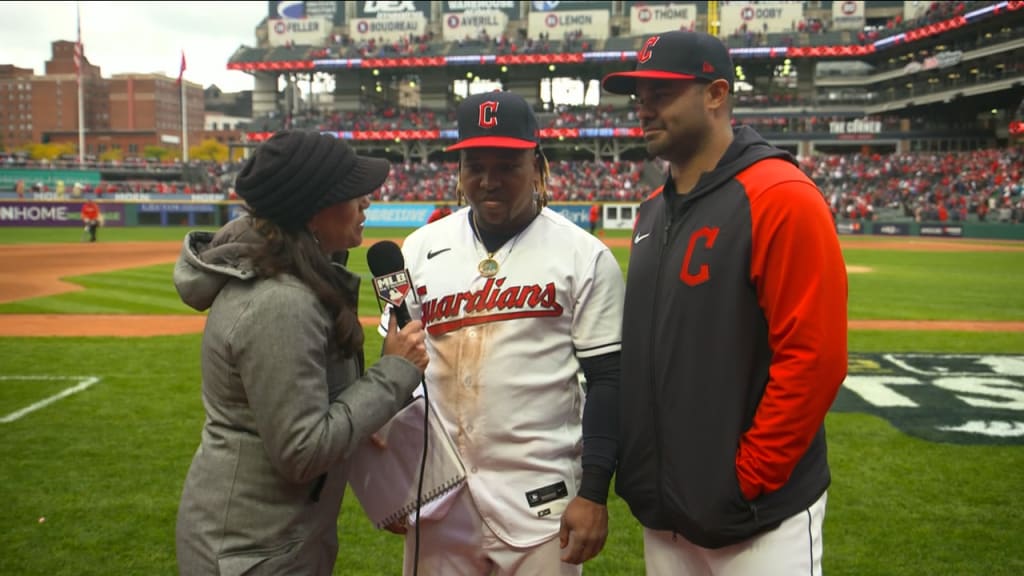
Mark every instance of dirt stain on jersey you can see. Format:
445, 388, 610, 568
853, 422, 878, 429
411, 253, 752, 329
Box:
433, 322, 492, 451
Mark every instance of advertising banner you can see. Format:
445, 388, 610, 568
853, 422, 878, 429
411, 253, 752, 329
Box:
875, 222, 910, 236
364, 204, 435, 227
919, 225, 964, 238
719, 2, 804, 36
349, 13, 428, 43
268, 1, 345, 24
528, 9, 610, 40
306, 1, 346, 25
831, 0, 865, 30
445, 0, 519, 17
530, 1, 611, 11
545, 204, 590, 229
630, 4, 697, 36
0, 202, 125, 227
267, 16, 331, 47
443, 10, 510, 41
835, 221, 865, 235
355, 1, 432, 18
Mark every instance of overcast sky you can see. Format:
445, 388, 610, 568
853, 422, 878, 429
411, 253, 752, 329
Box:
2, 1, 267, 93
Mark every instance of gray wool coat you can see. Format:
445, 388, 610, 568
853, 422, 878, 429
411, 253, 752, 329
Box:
173, 218, 421, 576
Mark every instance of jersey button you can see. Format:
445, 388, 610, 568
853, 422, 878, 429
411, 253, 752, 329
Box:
466, 424, 474, 433
468, 329, 477, 338
470, 466, 479, 473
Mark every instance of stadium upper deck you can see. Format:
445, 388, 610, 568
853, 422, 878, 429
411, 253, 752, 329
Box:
225, 1, 1024, 158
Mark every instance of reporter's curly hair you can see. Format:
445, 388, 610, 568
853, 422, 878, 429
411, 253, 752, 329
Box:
247, 215, 364, 359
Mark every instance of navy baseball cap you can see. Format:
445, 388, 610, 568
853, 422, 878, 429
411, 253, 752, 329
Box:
446, 91, 539, 152
602, 30, 735, 95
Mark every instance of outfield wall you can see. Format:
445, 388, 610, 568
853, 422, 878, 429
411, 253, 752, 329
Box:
1, 199, 1022, 240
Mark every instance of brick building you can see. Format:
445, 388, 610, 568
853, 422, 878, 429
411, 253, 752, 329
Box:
1, 40, 204, 159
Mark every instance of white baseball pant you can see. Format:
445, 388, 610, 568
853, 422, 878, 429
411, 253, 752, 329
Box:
403, 487, 581, 576
643, 490, 827, 576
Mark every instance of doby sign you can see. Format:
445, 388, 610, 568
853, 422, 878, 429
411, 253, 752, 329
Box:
630, 4, 697, 36
719, 2, 804, 35
527, 9, 610, 40
443, 10, 510, 41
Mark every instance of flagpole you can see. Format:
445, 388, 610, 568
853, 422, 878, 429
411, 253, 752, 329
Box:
76, 2, 85, 165
180, 50, 189, 163
181, 74, 188, 162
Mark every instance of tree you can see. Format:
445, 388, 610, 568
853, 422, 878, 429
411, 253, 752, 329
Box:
189, 139, 228, 163
144, 145, 173, 162
27, 142, 76, 161
99, 148, 124, 163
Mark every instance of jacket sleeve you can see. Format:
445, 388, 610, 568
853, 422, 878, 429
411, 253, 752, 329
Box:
232, 284, 422, 484
737, 176, 848, 500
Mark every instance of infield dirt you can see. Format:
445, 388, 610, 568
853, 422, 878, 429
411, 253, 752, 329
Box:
1, 237, 1021, 337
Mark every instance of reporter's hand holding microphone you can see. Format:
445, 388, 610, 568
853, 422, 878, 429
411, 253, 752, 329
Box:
382, 312, 428, 373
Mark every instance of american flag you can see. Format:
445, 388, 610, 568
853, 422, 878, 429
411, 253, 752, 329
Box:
177, 50, 186, 85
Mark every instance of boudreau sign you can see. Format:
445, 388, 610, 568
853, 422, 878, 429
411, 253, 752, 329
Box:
349, 12, 427, 42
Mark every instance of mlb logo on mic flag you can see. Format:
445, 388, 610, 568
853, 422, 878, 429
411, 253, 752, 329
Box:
374, 270, 411, 307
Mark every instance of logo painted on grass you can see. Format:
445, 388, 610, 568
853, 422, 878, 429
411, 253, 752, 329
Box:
834, 354, 1024, 445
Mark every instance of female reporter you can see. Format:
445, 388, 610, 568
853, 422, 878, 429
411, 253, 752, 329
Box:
173, 130, 428, 575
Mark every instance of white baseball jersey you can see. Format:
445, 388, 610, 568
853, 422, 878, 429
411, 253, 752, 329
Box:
379, 206, 624, 547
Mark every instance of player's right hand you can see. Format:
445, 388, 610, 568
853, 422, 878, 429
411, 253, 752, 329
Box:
382, 313, 428, 372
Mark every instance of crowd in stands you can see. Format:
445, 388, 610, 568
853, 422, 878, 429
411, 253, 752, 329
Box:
804, 148, 1024, 224
372, 159, 654, 203
5, 149, 1022, 223
260, 103, 908, 136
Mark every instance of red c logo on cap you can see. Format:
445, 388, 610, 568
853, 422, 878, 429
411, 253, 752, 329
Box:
478, 101, 499, 128
638, 36, 660, 64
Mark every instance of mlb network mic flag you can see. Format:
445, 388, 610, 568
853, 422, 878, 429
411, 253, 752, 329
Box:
373, 270, 411, 308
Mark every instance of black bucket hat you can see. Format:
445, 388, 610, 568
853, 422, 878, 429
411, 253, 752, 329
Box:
235, 130, 389, 229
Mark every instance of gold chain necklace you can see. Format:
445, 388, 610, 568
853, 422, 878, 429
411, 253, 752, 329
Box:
471, 214, 523, 278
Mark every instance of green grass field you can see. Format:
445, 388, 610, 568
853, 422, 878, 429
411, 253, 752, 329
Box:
1, 227, 1022, 575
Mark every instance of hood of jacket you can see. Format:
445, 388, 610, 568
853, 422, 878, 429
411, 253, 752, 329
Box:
174, 216, 262, 312
665, 125, 795, 213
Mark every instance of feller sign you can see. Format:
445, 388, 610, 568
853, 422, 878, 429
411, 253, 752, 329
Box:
527, 9, 610, 40
630, 4, 697, 36
719, 2, 804, 35
267, 16, 330, 47
443, 10, 510, 41
831, 0, 865, 30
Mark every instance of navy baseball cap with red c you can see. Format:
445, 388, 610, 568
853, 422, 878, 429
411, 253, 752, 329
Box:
446, 91, 539, 152
602, 30, 735, 95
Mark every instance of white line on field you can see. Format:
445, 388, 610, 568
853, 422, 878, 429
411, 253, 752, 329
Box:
0, 376, 100, 423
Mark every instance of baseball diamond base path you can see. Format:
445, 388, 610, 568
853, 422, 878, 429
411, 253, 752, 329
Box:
0, 315, 1022, 337
0, 237, 1022, 337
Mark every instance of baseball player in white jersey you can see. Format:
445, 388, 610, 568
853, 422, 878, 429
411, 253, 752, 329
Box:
378, 91, 625, 575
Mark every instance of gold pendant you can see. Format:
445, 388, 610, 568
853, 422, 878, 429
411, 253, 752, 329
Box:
478, 257, 499, 278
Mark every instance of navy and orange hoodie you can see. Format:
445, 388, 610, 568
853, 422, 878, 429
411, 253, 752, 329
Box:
617, 126, 848, 548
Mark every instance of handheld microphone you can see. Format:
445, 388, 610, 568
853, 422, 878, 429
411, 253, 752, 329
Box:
367, 240, 429, 576
367, 240, 413, 328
